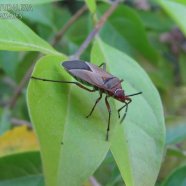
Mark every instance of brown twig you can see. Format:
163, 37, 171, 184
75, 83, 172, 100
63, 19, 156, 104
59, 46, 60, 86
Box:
72, 0, 121, 59
89, 176, 102, 186
11, 118, 32, 129
51, 4, 87, 46
7, 55, 40, 109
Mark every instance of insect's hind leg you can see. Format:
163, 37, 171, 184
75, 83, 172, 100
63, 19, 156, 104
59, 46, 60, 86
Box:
31, 76, 96, 92
86, 92, 102, 118
99, 63, 106, 71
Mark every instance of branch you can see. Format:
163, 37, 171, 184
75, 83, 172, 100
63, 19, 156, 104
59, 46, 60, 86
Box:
89, 176, 102, 186
51, 5, 87, 46
11, 118, 32, 129
7, 55, 40, 109
72, 0, 121, 59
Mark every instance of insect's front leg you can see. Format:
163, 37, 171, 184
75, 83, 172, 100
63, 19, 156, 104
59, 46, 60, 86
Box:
86, 92, 102, 118
117, 99, 132, 123
117, 102, 126, 119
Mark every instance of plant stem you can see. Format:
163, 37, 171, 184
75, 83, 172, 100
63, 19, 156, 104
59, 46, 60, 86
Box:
72, 0, 121, 59
52, 5, 87, 46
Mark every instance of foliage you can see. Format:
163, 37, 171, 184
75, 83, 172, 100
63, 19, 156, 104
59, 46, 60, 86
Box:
0, 0, 186, 186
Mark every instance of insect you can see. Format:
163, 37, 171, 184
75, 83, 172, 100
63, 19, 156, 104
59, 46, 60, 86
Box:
31, 60, 142, 140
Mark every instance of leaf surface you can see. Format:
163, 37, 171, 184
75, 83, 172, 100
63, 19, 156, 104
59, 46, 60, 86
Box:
161, 165, 186, 186
27, 55, 112, 186
0, 12, 60, 55
159, 0, 186, 36
91, 39, 165, 186
0, 151, 43, 186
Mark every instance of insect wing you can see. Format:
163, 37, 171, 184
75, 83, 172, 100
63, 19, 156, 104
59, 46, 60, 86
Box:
62, 60, 121, 90
68, 68, 107, 88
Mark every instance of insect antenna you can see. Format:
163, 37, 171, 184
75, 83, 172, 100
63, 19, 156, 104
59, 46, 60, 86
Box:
127, 91, 142, 97
118, 92, 142, 123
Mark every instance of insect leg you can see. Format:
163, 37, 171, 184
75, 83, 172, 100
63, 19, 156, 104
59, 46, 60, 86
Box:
117, 103, 127, 119
31, 76, 96, 92
105, 96, 111, 141
86, 92, 102, 118
99, 63, 106, 70
117, 99, 132, 123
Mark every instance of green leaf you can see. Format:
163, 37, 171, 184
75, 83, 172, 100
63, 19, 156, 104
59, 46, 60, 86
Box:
179, 54, 186, 84
53, 7, 71, 30
0, 51, 20, 79
0, 108, 11, 135
0, 12, 60, 55
0, 151, 42, 179
85, 0, 96, 13
65, 16, 90, 56
98, 4, 158, 62
16, 52, 38, 82
161, 165, 186, 186
167, 147, 186, 158
0, 175, 44, 186
158, 0, 186, 36
172, 0, 186, 6
166, 123, 186, 145
22, 4, 56, 30
137, 10, 174, 32
91, 39, 165, 186
0, 0, 60, 4
0, 151, 43, 185
27, 55, 112, 186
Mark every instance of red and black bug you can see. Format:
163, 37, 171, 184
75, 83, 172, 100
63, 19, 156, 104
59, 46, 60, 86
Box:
31, 60, 142, 140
